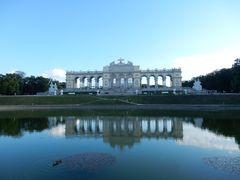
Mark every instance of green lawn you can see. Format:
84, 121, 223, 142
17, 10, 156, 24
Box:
0, 94, 240, 105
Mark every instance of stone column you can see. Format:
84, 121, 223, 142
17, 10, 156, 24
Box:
88, 78, 91, 89
163, 77, 166, 87
131, 78, 134, 88
72, 80, 75, 89
80, 79, 84, 89
155, 77, 158, 89
124, 78, 128, 88
74, 79, 77, 88
147, 77, 150, 88
172, 78, 175, 88
147, 120, 151, 134
170, 78, 173, 87
96, 121, 99, 133
163, 120, 167, 132
115, 78, 119, 88
95, 80, 99, 89
155, 120, 159, 133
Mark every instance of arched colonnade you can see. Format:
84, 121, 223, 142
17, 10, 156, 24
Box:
75, 75, 103, 89
74, 74, 173, 89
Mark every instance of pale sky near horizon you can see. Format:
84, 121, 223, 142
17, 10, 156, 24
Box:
0, 0, 240, 81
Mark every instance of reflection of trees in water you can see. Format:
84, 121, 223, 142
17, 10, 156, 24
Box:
0, 117, 57, 137
0, 118, 22, 137
1, 115, 240, 148
201, 119, 240, 146
186, 117, 240, 147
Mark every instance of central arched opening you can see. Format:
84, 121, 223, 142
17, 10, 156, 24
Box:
120, 78, 124, 86
128, 78, 133, 87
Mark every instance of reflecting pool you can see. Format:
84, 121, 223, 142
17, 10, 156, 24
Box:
0, 111, 240, 180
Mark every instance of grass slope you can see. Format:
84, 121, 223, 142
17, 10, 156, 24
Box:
0, 95, 240, 105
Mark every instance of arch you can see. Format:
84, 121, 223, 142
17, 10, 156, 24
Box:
166, 75, 172, 87
98, 120, 103, 132
120, 77, 124, 85
75, 77, 81, 88
167, 120, 172, 132
91, 120, 96, 133
142, 120, 148, 133
128, 121, 134, 131
157, 75, 163, 87
149, 75, 156, 88
158, 120, 164, 132
90, 77, 95, 89
127, 77, 133, 87
75, 119, 80, 132
97, 76, 103, 88
128, 77, 133, 84
112, 78, 117, 86
150, 120, 156, 133
82, 77, 88, 88
141, 76, 148, 88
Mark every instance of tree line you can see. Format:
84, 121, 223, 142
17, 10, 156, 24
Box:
0, 73, 66, 95
183, 65, 240, 93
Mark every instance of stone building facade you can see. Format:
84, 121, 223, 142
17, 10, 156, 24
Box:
66, 59, 182, 93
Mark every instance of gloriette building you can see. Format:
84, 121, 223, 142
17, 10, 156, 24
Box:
66, 59, 182, 94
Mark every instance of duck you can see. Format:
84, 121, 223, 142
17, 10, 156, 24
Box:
52, 160, 62, 167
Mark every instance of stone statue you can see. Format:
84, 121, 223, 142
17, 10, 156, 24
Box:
49, 80, 58, 95
192, 79, 202, 91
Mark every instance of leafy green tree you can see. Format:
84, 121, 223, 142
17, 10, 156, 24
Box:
23, 76, 50, 94
54, 81, 66, 89
231, 66, 240, 92
182, 80, 194, 87
0, 74, 22, 95
184, 64, 240, 93
0, 73, 65, 95
35, 76, 50, 92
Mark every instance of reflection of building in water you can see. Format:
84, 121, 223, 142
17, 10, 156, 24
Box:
64, 116, 183, 149
193, 117, 203, 128
48, 116, 64, 128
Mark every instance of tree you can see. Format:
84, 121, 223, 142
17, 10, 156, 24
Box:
0, 73, 64, 95
231, 66, 240, 92
0, 74, 22, 95
182, 80, 194, 87
54, 81, 66, 89
23, 76, 50, 95
183, 65, 240, 93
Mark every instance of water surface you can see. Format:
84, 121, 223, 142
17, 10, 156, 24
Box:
0, 110, 239, 180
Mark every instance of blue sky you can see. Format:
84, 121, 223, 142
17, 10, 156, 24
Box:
0, 0, 240, 81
